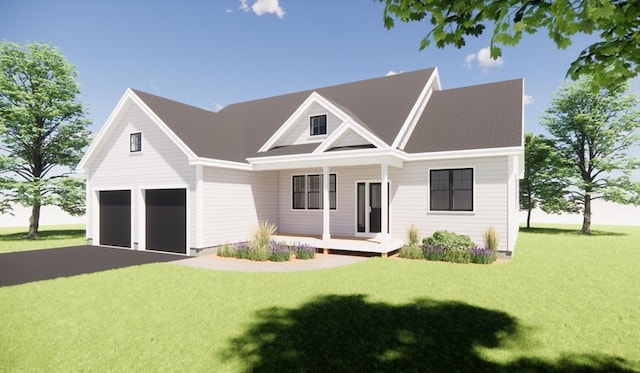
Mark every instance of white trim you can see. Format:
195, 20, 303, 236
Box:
249, 148, 405, 170
258, 92, 369, 152
405, 146, 522, 161
322, 166, 330, 240
354, 179, 392, 238
189, 157, 253, 171
312, 120, 387, 154
195, 165, 203, 249
392, 67, 439, 149
427, 166, 476, 213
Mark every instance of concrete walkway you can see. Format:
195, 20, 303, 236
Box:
172, 254, 369, 273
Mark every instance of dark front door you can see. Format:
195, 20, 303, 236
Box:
369, 183, 382, 233
99, 190, 131, 248
145, 189, 186, 254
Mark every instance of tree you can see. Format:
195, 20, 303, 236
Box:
0, 41, 90, 238
519, 133, 573, 228
377, 0, 639, 88
540, 77, 640, 234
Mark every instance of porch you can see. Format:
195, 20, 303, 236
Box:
273, 232, 404, 257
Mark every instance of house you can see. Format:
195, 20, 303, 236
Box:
77, 67, 524, 257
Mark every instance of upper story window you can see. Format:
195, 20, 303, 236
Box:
310, 115, 327, 136
130, 132, 142, 152
430, 168, 473, 211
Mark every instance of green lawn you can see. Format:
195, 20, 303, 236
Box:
0, 224, 86, 253
1, 224, 638, 372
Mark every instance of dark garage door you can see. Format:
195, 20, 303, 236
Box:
99, 190, 131, 248
145, 189, 186, 254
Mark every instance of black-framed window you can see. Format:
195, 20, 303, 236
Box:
292, 174, 336, 210
292, 176, 306, 209
130, 132, 142, 152
430, 168, 473, 211
310, 115, 327, 136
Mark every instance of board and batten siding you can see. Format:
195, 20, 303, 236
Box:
86, 102, 196, 249
201, 168, 278, 246
390, 156, 511, 251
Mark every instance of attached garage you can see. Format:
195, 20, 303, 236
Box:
145, 188, 187, 254
99, 190, 131, 248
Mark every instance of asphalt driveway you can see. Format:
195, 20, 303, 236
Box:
0, 245, 184, 287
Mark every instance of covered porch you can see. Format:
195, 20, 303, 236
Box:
272, 233, 404, 257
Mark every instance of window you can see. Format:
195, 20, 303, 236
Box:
130, 132, 142, 152
430, 168, 473, 211
310, 115, 327, 136
292, 174, 336, 210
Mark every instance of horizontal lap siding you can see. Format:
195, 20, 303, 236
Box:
202, 168, 278, 246
390, 156, 509, 250
87, 103, 195, 245
276, 103, 341, 146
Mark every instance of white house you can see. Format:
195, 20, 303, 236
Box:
77, 68, 524, 257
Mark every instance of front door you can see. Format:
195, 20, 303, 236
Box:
357, 182, 388, 234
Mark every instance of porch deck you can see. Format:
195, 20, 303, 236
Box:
273, 232, 404, 257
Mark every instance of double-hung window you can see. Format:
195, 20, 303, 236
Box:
310, 115, 327, 136
292, 174, 336, 210
430, 168, 473, 211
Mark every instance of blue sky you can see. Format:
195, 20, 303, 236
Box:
1, 0, 638, 137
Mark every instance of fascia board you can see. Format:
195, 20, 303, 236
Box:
312, 120, 387, 154
248, 148, 404, 170
404, 146, 523, 161
189, 157, 253, 171
392, 67, 438, 149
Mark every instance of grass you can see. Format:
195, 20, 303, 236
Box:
0, 224, 638, 372
0, 224, 86, 253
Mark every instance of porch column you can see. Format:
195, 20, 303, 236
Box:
322, 165, 331, 241
381, 163, 389, 251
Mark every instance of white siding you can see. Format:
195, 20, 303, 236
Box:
329, 129, 371, 148
274, 102, 342, 147
86, 103, 195, 249
390, 156, 511, 251
201, 168, 278, 246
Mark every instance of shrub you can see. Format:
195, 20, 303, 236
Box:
443, 247, 472, 263
269, 241, 291, 262
423, 230, 476, 251
247, 241, 270, 261
399, 244, 424, 259
254, 220, 277, 249
470, 246, 498, 264
422, 244, 446, 261
234, 242, 251, 260
408, 224, 420, 246
483, 226, 499, 252
294, 242, 316, 260
217, 243, 237, 258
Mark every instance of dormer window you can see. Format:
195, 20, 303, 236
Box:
130, 132, 142, 152
310, 115, 327, 136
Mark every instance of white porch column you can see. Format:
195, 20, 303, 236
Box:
322, 165, 331, 241
381, 163, 389, 249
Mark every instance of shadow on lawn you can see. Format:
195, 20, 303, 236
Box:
520, 226, 626, 237
0, 228, 85, 241
221, 294, 635, 372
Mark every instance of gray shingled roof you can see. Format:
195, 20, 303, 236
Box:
132, 68, 435, 163
131, 68, 522, 164
404, 79, 523, 153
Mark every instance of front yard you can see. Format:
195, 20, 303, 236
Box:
0, 225, 638, 372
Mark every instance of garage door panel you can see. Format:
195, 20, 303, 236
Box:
99, 190, 131, 248
145, 189, 186, 254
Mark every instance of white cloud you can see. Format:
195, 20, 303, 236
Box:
239, 0, 285, 19
464, 54, 476, 69
149, 79, 159, 92
523, 94, 534, 105
464, 47, 504, 75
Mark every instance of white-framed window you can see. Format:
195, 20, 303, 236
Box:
292, 173, 336, 210
429, 168, 473, 211
310, 115, 327, 136
130, 132, 142, 153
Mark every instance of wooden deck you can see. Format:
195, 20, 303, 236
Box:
273, 232, 403, 257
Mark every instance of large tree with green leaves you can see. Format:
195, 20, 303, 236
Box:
378, 0, 639, 88
0, 41, 90, 238
519, 133, 573, 228
540, 77, 640, 234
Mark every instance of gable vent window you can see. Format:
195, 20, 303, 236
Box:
130, 132, 142, 152
310, 115, 327, 136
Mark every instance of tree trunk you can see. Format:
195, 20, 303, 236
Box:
27, 203, 41, 239
526, 208, 532, 229
581, 194, 592, 234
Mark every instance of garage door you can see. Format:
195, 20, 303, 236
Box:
145, 189, 186, 254
99, 190, 131, 248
